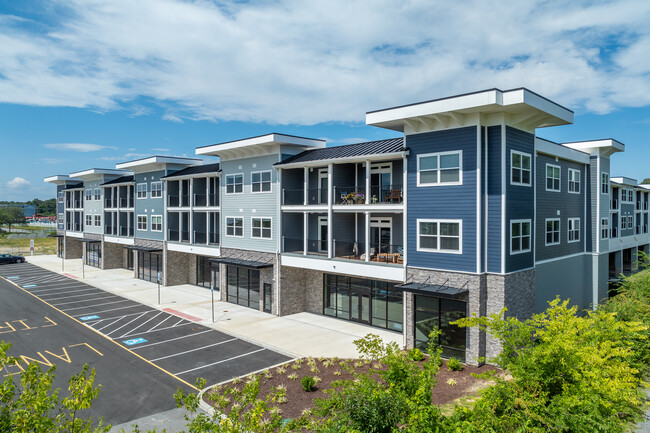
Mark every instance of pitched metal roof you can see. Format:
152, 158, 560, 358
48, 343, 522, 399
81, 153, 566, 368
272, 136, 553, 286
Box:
101, 175, 134, 186
161, 163, 221, 179
62, 182, 84, 191
275, 137, 406, 166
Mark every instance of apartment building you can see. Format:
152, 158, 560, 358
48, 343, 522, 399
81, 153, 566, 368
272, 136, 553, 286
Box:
45, 88, 650, 365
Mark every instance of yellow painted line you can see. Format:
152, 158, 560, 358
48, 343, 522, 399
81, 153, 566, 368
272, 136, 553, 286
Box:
0, 275, 198, 391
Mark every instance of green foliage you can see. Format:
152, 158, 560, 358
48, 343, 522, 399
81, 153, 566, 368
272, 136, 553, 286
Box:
450, 298, 646, 432
301, 375, 316, 392
0, 207, 27, 231
0, 340, 109, 433
446, 357, 463, 371
641, 177, 650, 184
408, 347, 425, 361
354, 333, 398, 361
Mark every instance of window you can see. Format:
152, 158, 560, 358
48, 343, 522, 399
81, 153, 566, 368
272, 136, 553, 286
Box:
622, 216, 627, 230
137, 215, 147, 231
94, 188, 101, 200
628, 190, 634, 202
511, 151, 531, 186
601, 173, 609, 194
225, 174, 244, 194
151, 215, 162, 231
510, 220, 531, 254
251, 171, 271, 193
601, 218, 609, 239
568, 218, 580, 243
545, 218, 560, 245
85, 189, 92, 201
85, 214, 92, 227
546, 164, 560, 191
417, 219, 462, 253
568, 169, 580, 193
627, 215, 634, 229
150, 182, 163, 198
58, 192, 64, 202
226, 217, 243, 237
252, 217, 272, 238
417, 151, 462, 186
94, 214, 101, 227
58, 213, 63, 223
136, 183, 147, 199
621, 189, 632, 203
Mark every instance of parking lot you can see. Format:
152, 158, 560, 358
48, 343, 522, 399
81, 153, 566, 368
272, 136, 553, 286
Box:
0, 262, 291, 424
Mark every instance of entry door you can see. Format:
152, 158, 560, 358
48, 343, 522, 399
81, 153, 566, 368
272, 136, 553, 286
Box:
318, 217, 328, 252
350, 292, 370, 323
263, 283, 272, 313
370, 218, 392, 254
319, 169, 328, 204
371, 163, 392, 202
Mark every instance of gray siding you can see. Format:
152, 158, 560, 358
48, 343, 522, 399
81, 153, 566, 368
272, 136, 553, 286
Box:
134, 170, 166, 241
535, 253, 592, 312
598, 157, 610, 253
535, 154, 586, 261
83, 179, 103, 235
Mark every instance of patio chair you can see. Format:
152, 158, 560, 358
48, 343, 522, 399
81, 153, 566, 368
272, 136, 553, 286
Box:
385, 189, 402, 203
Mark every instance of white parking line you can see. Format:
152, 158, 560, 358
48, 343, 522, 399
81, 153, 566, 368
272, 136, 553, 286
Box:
120, 321, 193, 338
62, 299, 131, 311
175, 349, 265, 375
30, 284, 90, 293
130, 329, 213, 350
52, 294, 118, 306
150, 338, 238, 362
119, 312, 164, 338
42, 290, 106, 301
83, 310, 154, 324
97, 317, 126, 331
147, 314, 172, 332
105, 312, 149, 337
71, 304, 147, 316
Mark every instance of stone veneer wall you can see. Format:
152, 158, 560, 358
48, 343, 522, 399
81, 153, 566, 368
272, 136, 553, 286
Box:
164, 249, 192, 286
277, 266, 323, 316
63, 236, 82, 259
102, 241, 124, 270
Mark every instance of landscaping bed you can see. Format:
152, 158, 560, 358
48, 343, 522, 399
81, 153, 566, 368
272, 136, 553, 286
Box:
203, 356, 498, 421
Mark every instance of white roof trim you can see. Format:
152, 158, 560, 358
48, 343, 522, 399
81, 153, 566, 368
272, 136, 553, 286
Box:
196, 133, 325, 156
611, 176, 638, 186
115, 156, 202, 169
562, 139, 625, 156
69, 168, 131, 178
44, 175, 82, 184
535, 138, 590, 164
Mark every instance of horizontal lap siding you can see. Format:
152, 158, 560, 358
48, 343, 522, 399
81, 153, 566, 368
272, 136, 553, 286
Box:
486, 126, 502, 273
620, 202, 635, 237
599, 158, 611, 253
505, 127, 535, 273
406, 127, 477, 272
135, 170, 166, 241
83, 179, 103, 235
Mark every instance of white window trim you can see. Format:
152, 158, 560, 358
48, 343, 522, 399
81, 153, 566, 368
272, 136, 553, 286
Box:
601, 217, 609, 239
94, 214, 101, 227
510, 219, 532, 255
545, 218, 560, 246
85, 214, 92, 226
416, 219, 462, 254
150, 181, 163, 198
545, 163, 561, 192
567, 217, 580, 243
568, 168, 580, 194
510, 150, 532, 187
601, 173, 610, 195
251, 217, 272, 239
225, 173, 244, 195
85, 189, 93, 200
416, 150, 463, 187
150, 215, 163, 232
225, 216, 244, 237
136, 183, 148, 199
250, 170, 272, 194
137, 215, 148, 231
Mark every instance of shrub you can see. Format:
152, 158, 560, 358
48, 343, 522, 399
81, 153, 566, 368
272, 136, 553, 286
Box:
446, 357, 463, 371
301, 375, 316, 392
408, 347, 425, 361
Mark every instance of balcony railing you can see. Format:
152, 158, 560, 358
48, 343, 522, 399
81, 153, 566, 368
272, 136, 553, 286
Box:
105, 198, 117, 208
168, 195, 190, 207
611, 199, 618, 210
644, 224, 649, 234
119, 226, 134, 237
611, 227, 618, 238
168, 229, 190, 243
119, 197, 134, 208
334, 240, 403, 264
645, 202, 649, 210
74, 223, 82, 231
282, 237, 327, 255
637, 201, 642, 210
335, 185, 404, 205
104, 225, 117, 236
282, 188, 329, 205
193, 231, 219, 245
193, 193, 218, 207
636, 226, 642, 235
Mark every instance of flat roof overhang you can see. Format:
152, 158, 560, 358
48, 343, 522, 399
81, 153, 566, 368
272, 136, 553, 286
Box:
562, 139, 625, 157
395, 282, 469, 300
115, 156, 203, 173
70, 168, 132, 181
366, 88, 574, 132
196, 133, 326, 160
208, 257, 273, 269
81, 238, 101, 243
124, 245, 162, 253
44, 175, 83, 185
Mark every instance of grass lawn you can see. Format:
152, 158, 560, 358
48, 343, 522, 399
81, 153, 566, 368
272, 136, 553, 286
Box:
0, 235, 57, 255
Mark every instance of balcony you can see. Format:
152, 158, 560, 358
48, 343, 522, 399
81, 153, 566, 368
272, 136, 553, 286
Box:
73, 200, 83, 208
192, 231, 219, 245
611, 198, 618, 210
282, 185, 404, 206
105, 198, 118, 209
119, 197, 134, 208
283, 237, 403, 265
168, 229, 190, 243
168, 195, 190, 207
611, 227, 618, 238
193, 193, 219, 207
119, 226, 134, 237
645, 202, 649, 210
282, 238, 327, 256
105, 225, 117, 236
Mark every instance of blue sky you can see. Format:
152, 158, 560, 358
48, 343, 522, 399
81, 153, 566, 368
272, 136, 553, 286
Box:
0, 0, 649, 201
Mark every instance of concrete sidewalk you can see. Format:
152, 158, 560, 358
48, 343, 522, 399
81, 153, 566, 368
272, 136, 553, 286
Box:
26, 255, 402, 359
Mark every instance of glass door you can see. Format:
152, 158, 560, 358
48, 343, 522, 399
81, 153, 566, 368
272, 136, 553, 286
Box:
370, 218, 392, 255
319, 169, 328, 204
371, 163, 392, 203
318, 217, 328, 253
263, 283, 272, 313
349, 278, 371, 324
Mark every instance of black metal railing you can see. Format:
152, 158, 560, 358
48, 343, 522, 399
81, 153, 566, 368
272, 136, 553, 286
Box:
168, 229, 179, 242
208, 232, 219, 244
181, 230, 190, 243
282, 237, 328, 255
334, 184, 403, 204
119, 197, 134, 208
194, 231, 206, 244
104, 225, 117, 236
168, 196, 179, 207
333, 240, 403, 264
611, 198, 618, 209
105, 198, 117, 208
611, 227, 618, 238
194, 193, 207, 207
334, 186, 366, 204
282, 189, 305, 205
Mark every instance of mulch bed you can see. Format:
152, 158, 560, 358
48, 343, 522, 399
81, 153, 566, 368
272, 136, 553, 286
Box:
203, 356, 499, 421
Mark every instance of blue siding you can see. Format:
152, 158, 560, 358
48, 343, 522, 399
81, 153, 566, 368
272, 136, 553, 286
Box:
134, 170, 166, 241
505, 127, 535, 272
486, 126, 502, 273
406, 127, 477, 272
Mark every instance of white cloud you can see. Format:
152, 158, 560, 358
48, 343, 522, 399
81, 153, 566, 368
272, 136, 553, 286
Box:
1, 0, 650, 124
44, 143, 117, 152
99, 152, 149, 162
151, 148, 170, 152
7, 177, 31, 189
162, 113, 184, 123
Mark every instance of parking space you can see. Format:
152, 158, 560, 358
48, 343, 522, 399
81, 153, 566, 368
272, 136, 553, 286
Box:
0, 262, 291, 391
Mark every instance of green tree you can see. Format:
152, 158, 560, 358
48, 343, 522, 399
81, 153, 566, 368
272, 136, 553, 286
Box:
0, 206, 26, 232
641, 178, 650, 184
0, 341, 109, 433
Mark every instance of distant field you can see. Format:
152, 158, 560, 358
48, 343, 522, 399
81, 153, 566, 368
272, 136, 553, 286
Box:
0, 233, 57, 255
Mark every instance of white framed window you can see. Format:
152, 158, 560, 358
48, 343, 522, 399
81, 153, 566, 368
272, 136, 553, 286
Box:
545, 218, 560, 245
568, 218, 580, 243
94, 214, 101, 227
85, 214, 92, 227
622, 216, 627, 230
58, 213, 63, 223
94, 188, 101, 200
510, 151, 531, 186
225, 174, 244, 194
568, 169, 580, 194
417, 151, 462, 186
251, 171, 271, 193
546, 164, 560, 192
85, 189, 92, 201
601, 218, 609, 239
416, 219, 462, 253
601, 173, 609, 195
137, 215, 147, 231
150, 182, 163, 198
628, 190, 634, 202
510, 219, 531, 254
136, 183, 147, 199
251, 217, 272, 238
627, 215, 634, 229
58, 192, 64, 202
226, 217, 243, 237
151, 215, 162, 232
621, 188, 631, 203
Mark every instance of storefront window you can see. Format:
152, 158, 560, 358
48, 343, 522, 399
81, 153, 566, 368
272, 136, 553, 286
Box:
414, 295, 466, 360
226, 266, 260, 310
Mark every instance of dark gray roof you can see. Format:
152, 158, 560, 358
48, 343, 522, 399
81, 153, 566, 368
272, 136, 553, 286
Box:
396, 282, 469, 300
62, 182, 84, 191
161, 163, 221, 179
276, 137, 406, 166
101, 175, 134, 186
208, 257, 273, 269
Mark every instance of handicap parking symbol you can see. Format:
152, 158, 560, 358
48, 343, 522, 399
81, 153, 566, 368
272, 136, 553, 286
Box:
80, 315, 100, 321
123, 338, 147, 346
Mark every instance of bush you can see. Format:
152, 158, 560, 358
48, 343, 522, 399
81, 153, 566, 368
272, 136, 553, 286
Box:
301, 375, 316, 392
408, 347, 424, 361
446, 357, 463, 371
